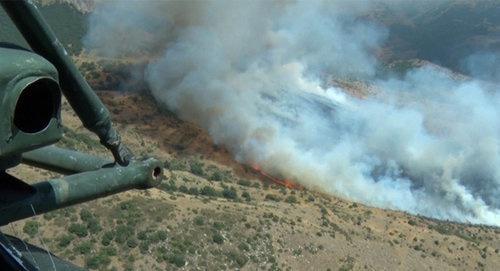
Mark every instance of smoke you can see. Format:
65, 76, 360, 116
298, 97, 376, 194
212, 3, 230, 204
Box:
84, 0, 500, 226
463, 52, 500, 83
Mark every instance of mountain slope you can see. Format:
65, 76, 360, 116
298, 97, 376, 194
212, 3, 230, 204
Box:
2, 92, 499, 271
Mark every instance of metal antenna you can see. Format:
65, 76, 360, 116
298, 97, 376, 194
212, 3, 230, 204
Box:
7, 222, 40, 270
30, 204, 57, 271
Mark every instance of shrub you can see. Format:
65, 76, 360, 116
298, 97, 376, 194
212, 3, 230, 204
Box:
58, 235, 74, 248
139, 241, 150, 254
137, 230, 148, 240
320, 206, 328, 216
227, 249, 248, 267
127, 238, 138, 248
79, 209, 93, 222
85, 253, 111, 270
307, 195, 315, 202
101, 246, 117, 257
68, 223, 88, 238
189, 161, 205, 176
150, 230, 168, 243
241, 191, 251, 201
200, 186, 218, 197
178, 185, 189, 193
101, 231, 114, 246
238, 242, 250, 251
209, 171, 224, 182
167, 159, 187, 171
168, 253, 186, 267
238, 179, 252, 187
194, 216, 205, 226
188, 187, 199, 195
43, 212, 57, 221
87, 218, 102, 234
212, 233, 224, 244
23, 221, 39, 238
75, 241, 93, 255
213, 221, 224, 230
114, 225, 134, 244
222, 187, 238, 200
119, 201, 135, 211
264, 194, 280, 202
159, 180, 177, 192
286, 195, 298, 204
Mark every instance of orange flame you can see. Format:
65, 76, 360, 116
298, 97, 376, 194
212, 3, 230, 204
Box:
250, 164, 303, 190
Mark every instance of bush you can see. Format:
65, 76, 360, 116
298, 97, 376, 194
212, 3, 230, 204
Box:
119, 201, 135, 211
137, 230, 148, 240
222, 187, 238, 200
178, 185, 189, 193
58, 235, 74, 248
188, 187, 199, 195
127, 238, 138, 248
227, 250, 248, 267
241, 191, 251, 201
85, 253, 111, 270
159, 180, 177, 192
114, 225, 134, 244
408, 219, 417, 226
194, 216, 204, 226
264, 194, 280, 202
209, 171, 224, 182
75, 241, 92, 255
80, 209, 93, 222
86, 218, 102, 234
68, 223, 88, 237
212, 233, 224, 244
238, 242, 250, 251
43, 212, 57, 221
150, 230, 168, 243
139, 241, 150, 254
101, 246, 117, 257
189, 161, 205, 176
213, 221, 224, 230
168, 253, 186, 268
167, 159, 187, 171
23, 221, 39, 238
238, 179, 252, 187
101, 231, 114, 246
286, 195, 298, 204
200, 186, 218, 197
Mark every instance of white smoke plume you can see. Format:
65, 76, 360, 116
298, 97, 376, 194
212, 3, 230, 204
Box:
84, 0, 500, 226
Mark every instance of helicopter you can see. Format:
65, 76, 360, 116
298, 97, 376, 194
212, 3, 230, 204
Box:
0, 1, 162, 270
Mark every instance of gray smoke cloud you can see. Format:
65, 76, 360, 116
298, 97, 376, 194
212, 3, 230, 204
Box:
84, 0, 500, 226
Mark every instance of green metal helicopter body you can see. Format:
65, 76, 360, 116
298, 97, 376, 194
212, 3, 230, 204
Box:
0, 1, 162, 270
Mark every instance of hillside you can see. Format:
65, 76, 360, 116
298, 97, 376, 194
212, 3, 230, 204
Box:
1, 1, 500, 270
2, 92, 499, 271
0, 1, 87, 54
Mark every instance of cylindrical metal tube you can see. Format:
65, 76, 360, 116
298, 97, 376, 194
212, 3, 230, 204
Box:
0, 158, 162, 225
22, 146, 113, 174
